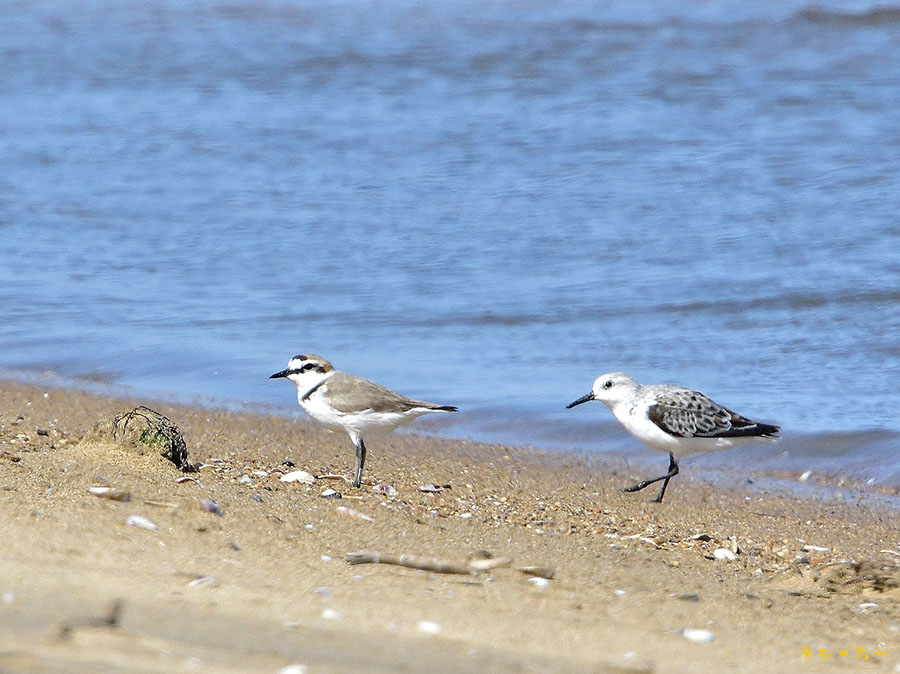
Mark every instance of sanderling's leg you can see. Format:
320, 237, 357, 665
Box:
623, 452, 679, 503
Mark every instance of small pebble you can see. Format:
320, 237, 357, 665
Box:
314, 587, 332, 596
320, 488, 342, 499
201, 499, 222, 516
125, 515, 158, 531
528, 577, 550, 588
681, 628, 715, 643
320, 555, 333, 562
417, 620, 441, 635
320, 608, 342, 621
798, 470, 812, 482
237, 475, 254, 486
277, 666, 308, 674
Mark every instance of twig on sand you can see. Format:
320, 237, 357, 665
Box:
316, 473, 352, 483
346, 551, 511, 576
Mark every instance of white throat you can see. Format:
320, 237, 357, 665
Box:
290, 369, 335, 402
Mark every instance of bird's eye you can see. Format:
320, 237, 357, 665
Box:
603, 380, 613, 389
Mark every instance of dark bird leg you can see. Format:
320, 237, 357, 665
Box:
622, 452, 679, 503
351, 435, 367, 489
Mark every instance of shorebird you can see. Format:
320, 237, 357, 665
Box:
270, 354, 457, 488
567, 372, 779, 502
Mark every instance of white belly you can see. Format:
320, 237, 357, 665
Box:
299, 391, 429, 437
615, 405, 746, 457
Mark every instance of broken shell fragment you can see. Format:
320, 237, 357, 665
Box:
88, 486, 131, 502
372, 483, 398, 497
335, 506, 374, 522
125, 515, 158, 531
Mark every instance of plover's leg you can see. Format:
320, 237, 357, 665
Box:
350, 434, 367, 488
622, 452, 679, 503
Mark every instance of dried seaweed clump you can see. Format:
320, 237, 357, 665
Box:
814, 560, 900, 594
113, 406, 193, 471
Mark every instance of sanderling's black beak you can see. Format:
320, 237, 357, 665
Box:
269, 369, 290, 379
566, 392, 594, 408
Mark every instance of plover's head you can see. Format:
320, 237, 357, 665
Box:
270, 354, 334, 388
567, 372, 639, 409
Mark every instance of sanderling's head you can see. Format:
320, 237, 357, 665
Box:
567, 372, 639, 409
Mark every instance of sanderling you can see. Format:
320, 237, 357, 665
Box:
567, 372, 779, 502
271, 354, 457, 488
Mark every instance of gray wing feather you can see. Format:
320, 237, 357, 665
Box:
647, 389, 758, 438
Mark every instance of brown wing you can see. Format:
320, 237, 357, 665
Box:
325, 373, 455, 414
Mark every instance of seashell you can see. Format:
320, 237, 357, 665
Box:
419, 484, 451, 493
713, 548, 737, 561
680, 628, 715, 643
320, 488, 342, 499
187, 576, 218, 588
801, 545, 830, 552
371, 483, 398, 497
798, 470, 812, 481
280, 470, 316, 484
237, 475, 254, 486
126, 515, 158, 531
528, 577, 550, 588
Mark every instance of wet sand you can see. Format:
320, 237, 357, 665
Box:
0, 379, 897, 673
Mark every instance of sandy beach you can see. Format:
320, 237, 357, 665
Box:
0, 378, 897, 673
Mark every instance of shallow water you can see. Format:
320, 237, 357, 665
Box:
1, 1, 898, 486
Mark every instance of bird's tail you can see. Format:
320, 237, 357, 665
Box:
755, 422, 780, 439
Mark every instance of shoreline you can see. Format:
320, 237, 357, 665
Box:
7, 370, 900, 498
1, 378, 898, 673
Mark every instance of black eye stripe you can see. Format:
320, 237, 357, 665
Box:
290, 363, 324, 374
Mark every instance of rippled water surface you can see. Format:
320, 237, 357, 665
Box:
2, 1, 899, 486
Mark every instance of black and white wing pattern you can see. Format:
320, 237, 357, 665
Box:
646, 388, 780, 439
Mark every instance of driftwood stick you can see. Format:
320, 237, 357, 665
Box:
346, 551, 510, 575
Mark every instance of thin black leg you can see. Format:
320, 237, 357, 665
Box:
622, 452, 679, 503
351, 435, 367, 488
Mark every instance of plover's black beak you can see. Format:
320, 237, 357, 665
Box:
269, 369, 290, 379
566, 392, 594, 408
